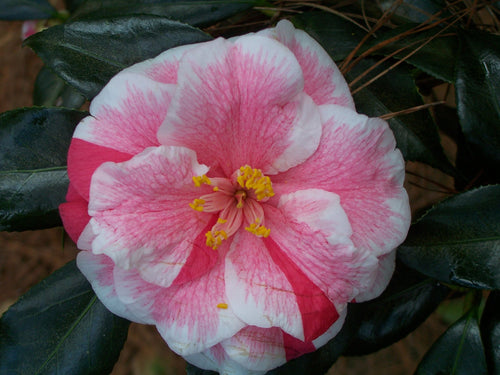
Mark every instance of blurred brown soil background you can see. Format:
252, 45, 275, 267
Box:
0, 12, 454, 375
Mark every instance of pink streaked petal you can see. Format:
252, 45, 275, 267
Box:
76, 251, 150, 324
74, 72, 175, 155
67, 138, 132, 201
263, 236, 339, 342
59, 184, 90, 243
225, 230, 303, 339
125, 43, 196, 84
258, 20, 354, 108
113, 258, 245, 355
220, 326, 286, 372
184, 344, 267, 375
139, 218, 218, 287
77, 222, 95, 251
354, 251, 396, 303
158, 35, 321, 175
274, 104, 410, 258
266, 191, 378, 306
88, 146, 210, 274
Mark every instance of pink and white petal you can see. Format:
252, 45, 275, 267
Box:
67, 138, 132, 201
74, 72, 175, 155
76, 251, 150, 324
266, 190, 379, 307
274, 104, 410, 257
354, 251, 396, 302
113, 258, 245, 355
225, 230, 304, 339
263, 235, 341, 342
125, 43, 197, 84
258, 20, 354, 108
88, 146, 211, 275
281, 307, 347, 361
184, 344, 267, 375
158, 35, 321, 175
137, 219, 219, 287
59, 183, 90, 243
220, 326, 287, 372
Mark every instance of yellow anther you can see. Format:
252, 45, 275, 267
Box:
193, 174, 211, 187
245, 220, 271, 238
217, 218, 227, 224
237, 165, 274, 201
189, 198, 205, 212
213, 186, 219, 192
205, 230, 228, 250
217, 303, 228, 309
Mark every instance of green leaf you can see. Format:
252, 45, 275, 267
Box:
348, 59, 456, 176
398, 185, 500, 290
370, 25, 458, 82
415, 307, 488, 375
455, 30, 500, 167
480, 291, 500, 374
0, 107, 86, 231
343, 261, 449, 355
291, 11, 366, 61
0, 261, 130, 375
25, 15, 212, 99
70, 0, 257, 27
33, 66, 86, 109
0, 0, 56, 20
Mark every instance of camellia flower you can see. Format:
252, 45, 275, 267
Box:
60, 20, 410, 374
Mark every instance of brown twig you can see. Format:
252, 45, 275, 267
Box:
379, 101, 446, 120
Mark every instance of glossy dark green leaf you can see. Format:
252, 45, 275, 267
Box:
399, 185, 500, 290
70, 0, 257, 27
343, 261, 449, 355
25, 15, 212, 99
415, 307, 488, 375
0, 107, 86, 231
455, 30, 500, 167
0, 261, 130, 375
370, 25, 458, 82
0, 0, 55, 20
291, 11, 366, 61
33, 66, 86, 109
480, 291, 500, 374
348, 59, 456, 176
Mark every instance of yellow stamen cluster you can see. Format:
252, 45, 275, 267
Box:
245, 218, 271, 238
192, 174, 211, 187
237, 166, 274, 201
189, 198, 205, 212
205, 229, 228, 250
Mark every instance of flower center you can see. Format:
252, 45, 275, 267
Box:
189, 165, 274, 249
